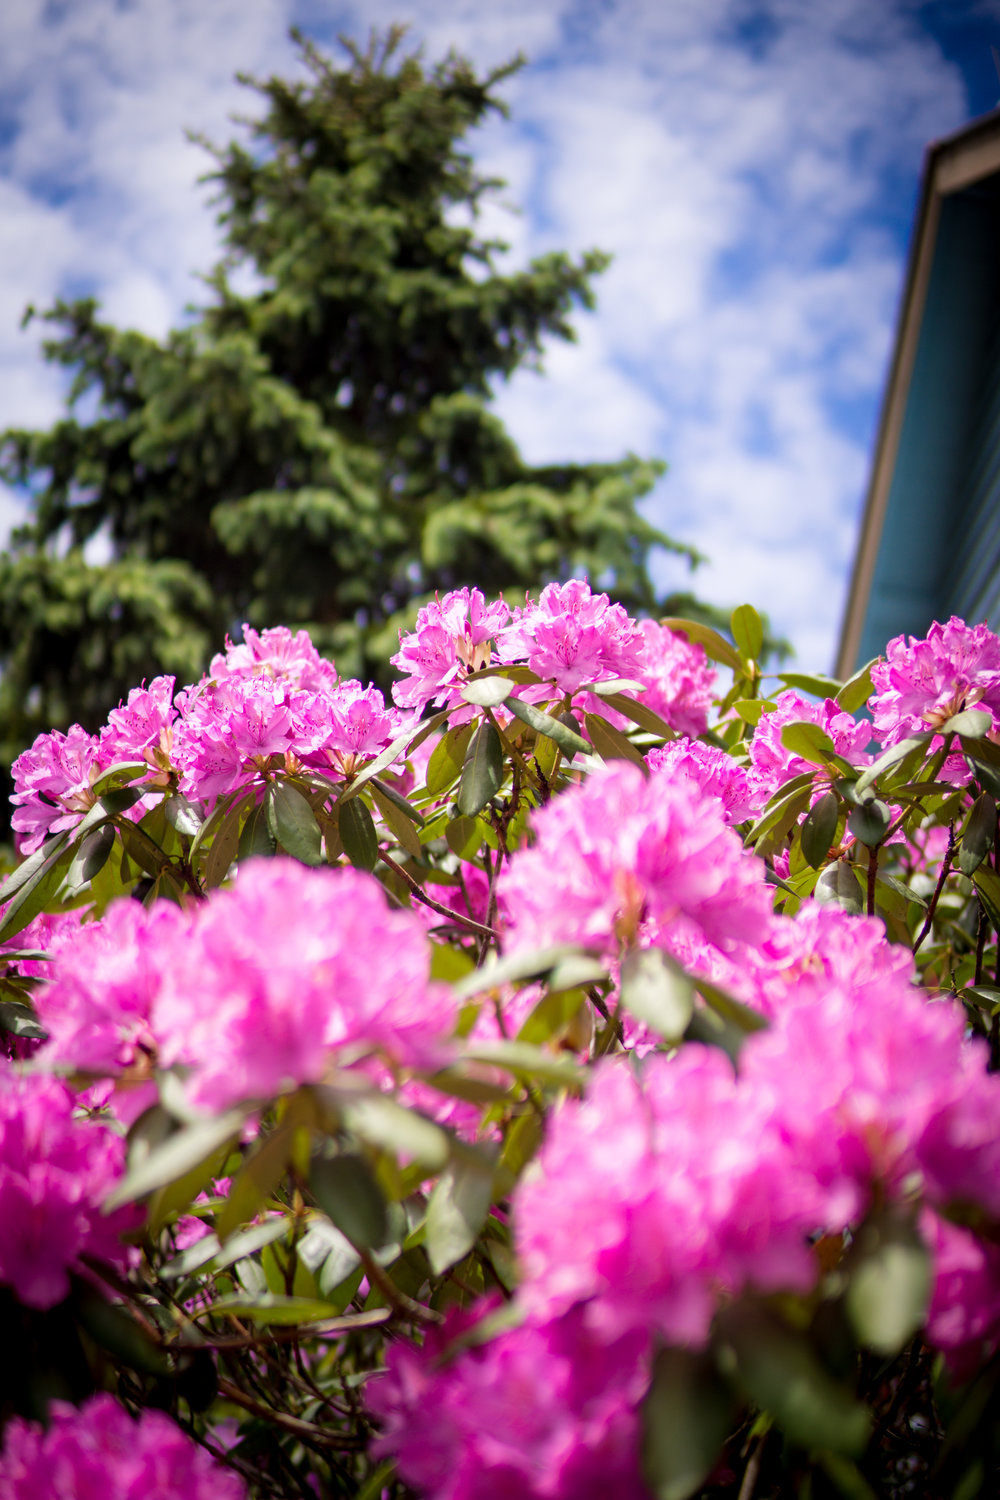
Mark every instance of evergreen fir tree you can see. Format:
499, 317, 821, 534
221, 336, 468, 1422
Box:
0, 27, 701, 787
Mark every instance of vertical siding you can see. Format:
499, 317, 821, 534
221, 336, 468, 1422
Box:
944, 315, 1000, 629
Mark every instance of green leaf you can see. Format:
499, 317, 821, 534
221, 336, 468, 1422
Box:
847, 797, 891, 848
424, 724, 475, 796
297, 1220, 363, 1296
425, 1158, 495, 1274
845, 1212, 931, 1356
338, 709, 452, 804
641, 1344, 735, 1500
162, 794, 203, 838
459, 1039, 583, 1087
517, 987, 587, 1046
105, 1108, 246, 1210
620, 947, 693, 1041
161, 1215, 291, 1280
201, 1293, 343, 1325
730, 603, 763, 662
943, 708, 992, 738
780, 720, 838, 766
266, 780, 323, 866
91, 760, 149, 795
815, 861, 864, 915
504, 695, 591, 757
716, 1302, 870, 1455
65, 823, 116, 893
660, 617, 741, 672
310, 1151, 389, 1250
445, 813, 482, 860
457, 722, 505, 816
452, 943, 589, 1001
693, 975, 769, 1035
854, 734, 933, 798
334, 1091, 451, 1170
237, 799, 276, 862
371, 784, 422, 858
734, 698, 776, 727
800, 792, 839, 868
338, 795, 379, 871
203, 798, 244, 888
778, 672, 843, 699
0, 830, 70, 905
584, 712, 647, 769
216, 1122, 298, 1241
0, 839, 74, 944
461, 675, 515, 708
836, 661, 876, 715
974, 863, 1000, 932
959, 793, 997, 877
0, 1001, 46, 1040
74, 1283, 170, 1376
595, 690, 677, 739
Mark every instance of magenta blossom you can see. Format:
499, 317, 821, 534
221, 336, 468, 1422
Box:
499, 761, 771, 960
10, 725, 108, 856
208, 622, 337, 694
746, 690, 872, 810
870, 616, 1000, 744
632, 619, 715, 737
647, 738, 755, 824
0, 1393, 246, 1499
498, 579, 646, 697
391, 588, 510, 713
0, 1070, 135, 1309
368, 1301, 651, 1500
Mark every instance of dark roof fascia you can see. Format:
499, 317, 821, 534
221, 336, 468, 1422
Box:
835, 109, 1000, 678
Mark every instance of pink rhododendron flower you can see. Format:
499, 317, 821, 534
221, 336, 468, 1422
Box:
499, 761, 771, 960
498, 579, 646, 696
869, 616, 1000, 745
0, 1070, 135, 1308
100, 675, 178, 772
209, 622, 337, 694
632, 619, 715, 737
922, 1210, 1000, 1381
391, 588, 510, 713
300, 678, 406, 779
746, 690, 872, 810
647, 738, 755, 824
368, 1301, 650, 1500
10, 725, 108, 855
153, 859, 453, 1111
0, 1393, 246, 1499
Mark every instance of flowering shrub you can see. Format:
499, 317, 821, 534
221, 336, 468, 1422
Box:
0, 586, 999, 1496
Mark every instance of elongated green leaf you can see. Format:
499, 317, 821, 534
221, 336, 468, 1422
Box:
91, 760, 149, 795
297, 1220, 362, 1294
338, 795, 379, 871
162, 1215, 291, 1280
203, 799, 243, 888
216, 1122, 297, 1241
425, 724, 475, 796
65, 823, 116, 893
0, 1001, 46, 1040
974, 863, 1000, 933
162, 794, 203, 838
457, 722, 504, 816
584, 713, 647, 769
800, 791, 839, 868
370, 776, 424, 825
310, 1152, 389, 1250
595, 690, 677, 739
0, 830, 70, 905
74, 1284, 170, 1376
425, 1159, 494, 1275
693, 975, 769, 1034
460, 1039, 583, 1087
201, 1293, 343, 1325
266, 780, 323, 866
960, 792, 997, 877
846, 1212, 931, 1356
847, 797, 891, 848
237, 799, 276, 862
452, 943, 587, 1001
730, 603, 763, 662
371, 785, 422, 857
943, 708, 992, 738
641, 1345, 736, 1500
660, 618, 741, 672
815, 861, 864, 915
734, 698, 776, 727
716, 1302, 870, 1455
778, 672, 843, 699
836, 661, 876, 715
504, 695, 591, 757
620, 947, 693, 1041
335, 1092, 451, 1170
445, 812, 482, 859
105, 1108, 246, 1209
461, 675, 515, 708
0, 841, 75, 944
780, 720, 837, 765
854, 734, 933, 798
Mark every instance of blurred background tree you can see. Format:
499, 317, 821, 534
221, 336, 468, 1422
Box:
0, 27, 706, 790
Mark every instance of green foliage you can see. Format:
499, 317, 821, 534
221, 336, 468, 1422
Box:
0, 27, 697, 792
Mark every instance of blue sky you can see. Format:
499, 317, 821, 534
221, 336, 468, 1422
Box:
1, 0, 999, 671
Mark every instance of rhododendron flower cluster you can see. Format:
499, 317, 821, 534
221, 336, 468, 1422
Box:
0, 1394, 246, 1499
36, 860, 454, 1114
499, 760, 771, 958
0, 1072, 134, 1308
4, 599, 1000, 1497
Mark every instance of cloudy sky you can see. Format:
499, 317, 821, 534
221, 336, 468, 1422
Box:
1, 0, 998, 670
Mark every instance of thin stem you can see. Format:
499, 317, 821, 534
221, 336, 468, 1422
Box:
913, 823, 956, 954
866, 843, 879, 917
379, 851, 497, 942
216, 1377, 364, 1449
